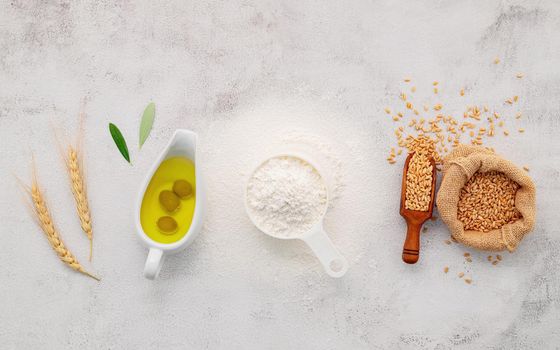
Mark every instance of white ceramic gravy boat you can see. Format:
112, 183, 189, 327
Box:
135, 129, 205, 279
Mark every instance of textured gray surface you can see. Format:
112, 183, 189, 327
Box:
1, 1, 559, 349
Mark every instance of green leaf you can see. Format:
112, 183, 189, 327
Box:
139, 102, 155, 148
109, 123, 130, 163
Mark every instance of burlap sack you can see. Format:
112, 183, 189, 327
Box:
436, 145, 536, 252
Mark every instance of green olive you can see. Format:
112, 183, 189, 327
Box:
157, 216, 178, 234
173, 179, 193, 199
159, 190, 180, 212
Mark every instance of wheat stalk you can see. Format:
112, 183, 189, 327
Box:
66, 146, 94, 260
28, 179, 99, 281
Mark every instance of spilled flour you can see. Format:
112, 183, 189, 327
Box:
246, 156, 328, 237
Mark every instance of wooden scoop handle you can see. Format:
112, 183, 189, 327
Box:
402, 220, 421, 264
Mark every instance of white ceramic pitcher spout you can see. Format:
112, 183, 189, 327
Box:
135, 129, 205, 280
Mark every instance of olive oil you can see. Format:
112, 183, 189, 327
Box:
140, 156, 196, 244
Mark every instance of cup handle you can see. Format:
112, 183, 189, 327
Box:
144, 248, 164, 280
301, 224, 348, 278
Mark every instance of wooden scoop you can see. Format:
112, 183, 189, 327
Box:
399, 153, 437, 264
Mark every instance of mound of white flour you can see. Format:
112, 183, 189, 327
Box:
246, 156, 328, 237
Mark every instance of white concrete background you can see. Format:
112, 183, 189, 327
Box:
1, 1, 559, 349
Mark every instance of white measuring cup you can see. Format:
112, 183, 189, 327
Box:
245, 154, 348, 278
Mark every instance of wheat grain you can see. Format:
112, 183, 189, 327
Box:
404, 136, 435, 211
404, 151, 433, 211
384, 79, 528, 168
457, 171, 521, 232
28, 179, 99, 281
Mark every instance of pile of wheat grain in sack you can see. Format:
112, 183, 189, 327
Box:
436, 145, 536, 252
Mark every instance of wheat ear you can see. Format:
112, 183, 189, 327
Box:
29, 179, 99, 281
66, 146, 93, 261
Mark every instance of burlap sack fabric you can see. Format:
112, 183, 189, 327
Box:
436, 145, 536, 252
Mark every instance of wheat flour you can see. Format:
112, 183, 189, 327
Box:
246, 156, 327, 238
